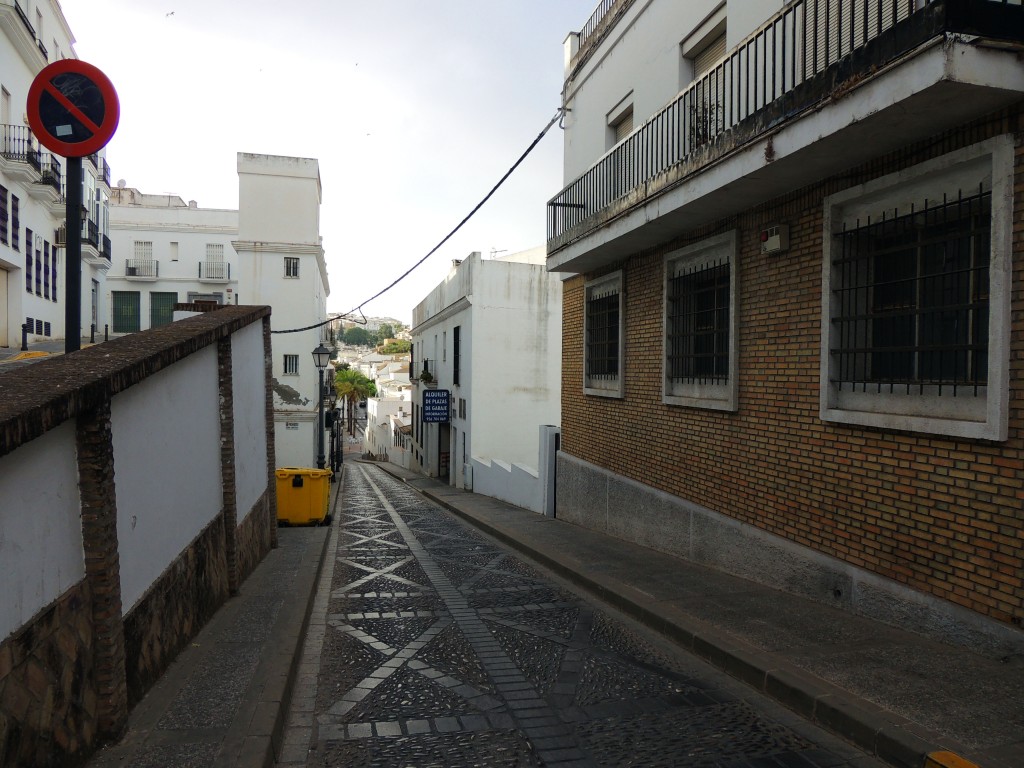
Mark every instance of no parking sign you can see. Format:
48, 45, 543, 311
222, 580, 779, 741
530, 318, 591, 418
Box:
27, 59, 119, 157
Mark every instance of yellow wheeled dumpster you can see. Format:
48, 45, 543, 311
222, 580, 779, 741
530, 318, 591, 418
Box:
275, 467, 332, 525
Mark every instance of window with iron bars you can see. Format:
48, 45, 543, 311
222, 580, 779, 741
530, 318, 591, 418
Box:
667, 261, 730, 384
831, 187, 990, 396
664, 231, 738, 410
822, 138, 1012, 441
584, 272, 623, 397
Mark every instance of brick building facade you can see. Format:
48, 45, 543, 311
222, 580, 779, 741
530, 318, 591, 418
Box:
550, 0, 1023, 652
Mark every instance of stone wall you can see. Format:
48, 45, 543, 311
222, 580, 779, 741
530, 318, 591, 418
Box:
0, 305, 276, 766
0, 581, 95, 767
122, 516, 230, 707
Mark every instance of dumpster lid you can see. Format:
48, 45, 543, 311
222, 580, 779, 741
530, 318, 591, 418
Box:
275, 467, 333, 478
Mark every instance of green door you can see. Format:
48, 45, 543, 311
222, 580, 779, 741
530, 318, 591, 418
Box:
111, 291, 140, 333
150, 292, 177, 328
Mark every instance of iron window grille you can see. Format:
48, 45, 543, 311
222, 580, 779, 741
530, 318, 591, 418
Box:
0, 185, 8, 245
831, 186, 990, 396
667, 260, 730, 384
586, 289, 620, 379
284, 257, 299, 278
11, 196, 19, 251
283, 354, 299, 375
453, 326, 461, 386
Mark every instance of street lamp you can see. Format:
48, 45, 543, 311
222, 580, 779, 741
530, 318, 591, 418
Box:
312, 343, 331, 470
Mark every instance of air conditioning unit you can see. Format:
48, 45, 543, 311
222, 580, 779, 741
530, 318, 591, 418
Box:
54, 225, 66, 246
126, 266, 137, 276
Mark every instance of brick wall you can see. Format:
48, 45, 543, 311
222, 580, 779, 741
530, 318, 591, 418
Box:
561, 109, 1024, 629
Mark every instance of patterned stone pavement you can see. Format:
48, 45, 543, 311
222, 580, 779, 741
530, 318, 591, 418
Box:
280, 464, 884, 767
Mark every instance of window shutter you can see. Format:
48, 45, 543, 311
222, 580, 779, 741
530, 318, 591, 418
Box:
693, 32, 726, 78
613, 108, 634, 143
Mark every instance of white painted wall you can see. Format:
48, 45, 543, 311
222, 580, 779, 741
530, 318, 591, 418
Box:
0, 423, 84, 641
107, 192, 240, 329
232, 321, 268, 520
410, 248, 561, 512
0, 0, 106, 347
112, 345, 222, 613
234, 153, 329, 469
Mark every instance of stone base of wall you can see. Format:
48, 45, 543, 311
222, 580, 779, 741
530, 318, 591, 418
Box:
123, 515, 229, 707
557, 452, 1024, 657
237, 489, 274, 585
0, 581, 97, 767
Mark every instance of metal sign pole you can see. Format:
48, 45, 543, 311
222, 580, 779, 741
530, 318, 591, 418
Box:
65, 156, 82, 354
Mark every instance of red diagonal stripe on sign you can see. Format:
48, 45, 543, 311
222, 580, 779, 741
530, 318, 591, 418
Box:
42, 79, 101, 135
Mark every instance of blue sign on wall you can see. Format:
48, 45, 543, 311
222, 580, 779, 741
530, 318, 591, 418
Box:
423, 389, 450, 423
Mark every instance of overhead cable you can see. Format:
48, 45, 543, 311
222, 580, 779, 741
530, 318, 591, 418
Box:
271, 107, 565, 334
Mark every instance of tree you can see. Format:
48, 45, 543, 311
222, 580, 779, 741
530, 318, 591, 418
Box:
379, 340, 411, 354
334, 368, 375, 436
377, 323, 395, 343
343, 326, 373, 346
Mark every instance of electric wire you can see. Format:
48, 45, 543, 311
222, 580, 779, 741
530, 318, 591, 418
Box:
271, 107, 565, 334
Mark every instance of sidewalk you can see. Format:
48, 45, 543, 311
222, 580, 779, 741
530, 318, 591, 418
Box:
374, 462, 1024, 768
81, 462, 1022, 768
84, 482, 339, 768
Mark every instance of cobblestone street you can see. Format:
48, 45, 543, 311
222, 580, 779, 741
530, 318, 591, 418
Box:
280, 465, 884, 767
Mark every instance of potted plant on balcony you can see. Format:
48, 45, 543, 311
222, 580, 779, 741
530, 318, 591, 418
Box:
418, 370, 435, 386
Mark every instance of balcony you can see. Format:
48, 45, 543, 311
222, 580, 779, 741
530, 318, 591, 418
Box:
548, 0, 1024, 272
28, 153, 62, 208
0, 1, 44, 66
0, 124, 41, 183
412, 359, 437, 387
98, 158, 112, 188
199, 261, 231, 282
125, 259, 159, 280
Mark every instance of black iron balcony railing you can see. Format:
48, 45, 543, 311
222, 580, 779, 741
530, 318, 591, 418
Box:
199, 261, 230, 280
99, 158, 112, 187
579, 0, 618, 49
125, 259, 158, 278
13, 0, 34, 37
36, 39, 47, 60
548, 0, 1024, 244
101, 234, 111, 259
82, 218, 99, 247
39, 154, 61, 193
1, 124, 41, 171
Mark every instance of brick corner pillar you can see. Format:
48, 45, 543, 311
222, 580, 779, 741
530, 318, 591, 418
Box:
217, 336, 240, 596
263, 316, 279, 549
76, 401, 128, 740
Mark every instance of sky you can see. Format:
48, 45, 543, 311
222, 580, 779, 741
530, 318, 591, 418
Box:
58, 0, 596, 326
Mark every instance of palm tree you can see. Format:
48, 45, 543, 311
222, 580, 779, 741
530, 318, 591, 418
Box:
334, 369, 375, 436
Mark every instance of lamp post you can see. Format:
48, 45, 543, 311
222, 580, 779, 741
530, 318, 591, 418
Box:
312, 343, 331, 470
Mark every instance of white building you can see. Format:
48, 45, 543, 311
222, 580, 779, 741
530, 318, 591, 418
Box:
107, 188, 239, 330
108, 153, 330, 469
409, 248, 562, 513
1, 2, 112, 348
235, 153, 330, 470
361, 356, 412, 465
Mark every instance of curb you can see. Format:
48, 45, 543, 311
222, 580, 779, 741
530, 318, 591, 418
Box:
260, 476, 340, 767
377, 469, 979, 768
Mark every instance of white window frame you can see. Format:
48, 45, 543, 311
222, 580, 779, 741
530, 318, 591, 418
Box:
820, 135, 1013, 441
283, 354, 299, 375
284, 256, 299, 278
583, 270, 625, 398
663, 230, 738, 411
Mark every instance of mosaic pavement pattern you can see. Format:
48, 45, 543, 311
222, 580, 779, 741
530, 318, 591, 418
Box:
282, 465, 883, 768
